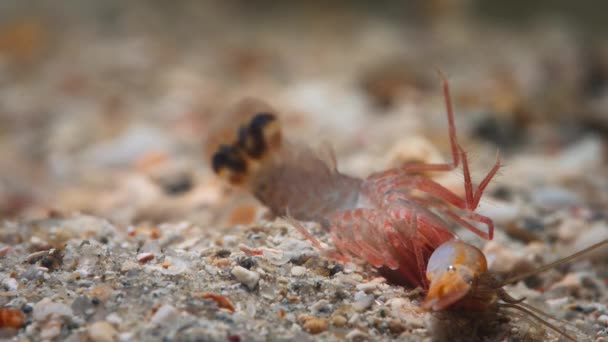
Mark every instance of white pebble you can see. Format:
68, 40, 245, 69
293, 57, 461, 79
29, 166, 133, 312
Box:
290, 266, 307, 277
231, 266, 260, 290
356, 277, 385, 292
3, 277, 18, 291
598, 315, 608, 326
105, 313, 122, 325
119, 332, 134, 342
33, 298, 73, 321
352, 290, 374, 312
87, 321, 118, 342
223, 235, 238, 247
545, 297, 569, 309
531, 187, 581, 210
150, 304, 177, 325
311, 299, 332, 315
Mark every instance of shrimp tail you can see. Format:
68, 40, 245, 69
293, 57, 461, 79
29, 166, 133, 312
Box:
211, 108, 363, 222
212, 112, 281, 185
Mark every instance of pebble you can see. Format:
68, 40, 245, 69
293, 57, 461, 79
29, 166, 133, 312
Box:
598, 315, 608, 326
545, 297, 569, 309
531, 187, 581, 210
352, 291, 374, 312
383, 136, 444, 170
291, 266, 307, 277
331, 314, 347, 327
311, 299, 332, 316
150, 304, 178, 325
571, 222, 608, 261
556, 218, 586, 242
0, 245, 12, 256
3, 277, 19, 291
33, 298, 73, 322
137, 252, 155, 263
483, 241, 534, 275
548, 273, 583, 294
355, 277, 385, 293
301, 316, 328, 335
231, 266, 260, 290
40, 319, 63, 340
476, 200, 521, 225
389, 319, 406, 334
0, 308, 25, 329
87, 321, 118, 342
345, 329, 368, 342
106, 313, 122, 326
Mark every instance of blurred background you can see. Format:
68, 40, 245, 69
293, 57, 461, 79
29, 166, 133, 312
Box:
1, 1, 607, 227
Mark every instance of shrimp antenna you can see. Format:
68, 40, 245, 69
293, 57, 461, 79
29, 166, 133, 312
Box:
498, 303, 576, 341
502, 238, 608, 285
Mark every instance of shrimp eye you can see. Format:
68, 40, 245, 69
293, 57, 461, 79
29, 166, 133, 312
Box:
447, 265, 456, 272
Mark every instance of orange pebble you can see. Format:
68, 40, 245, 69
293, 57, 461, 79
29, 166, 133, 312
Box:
0, 308, 25, 329
202, 293, 235, 313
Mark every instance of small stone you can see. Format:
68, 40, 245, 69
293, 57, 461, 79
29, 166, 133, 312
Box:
150, 304, 177, 325
231, 266, 260, 290
328, 264, 343, 277
137, 253, 154, 263
215, 249, 231, 258
3, 277, 19, 291
598, 315, 608, 326
483, 241, 535, 275
549, 273, 583, 293
352, 291, 374, 312
302, 317, 328, 335
202, 293, 235, 313
331, 314, 347, 327
105, 313, 122, 325
0, 246, 12, 257
356, 277, 385, 292
291, 266, 307, 277
389, 319, 406, 334
33, 298, 73, 322
345, 329, 368, 342
87, 321, 118, 342
0, 308, 25, 329
384, 136, 444, 170
120, 261, 139, 272
545, 297, 569, 309
237, 257, 255, 270
310, 299, 332, 316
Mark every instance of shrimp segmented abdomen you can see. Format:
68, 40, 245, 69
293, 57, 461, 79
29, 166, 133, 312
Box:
329, 209, 395, 269
328, 194, 457, 287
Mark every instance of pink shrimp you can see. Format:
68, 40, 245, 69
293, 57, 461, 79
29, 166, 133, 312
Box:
212, 74, 499, 289
211, 75, 608, 340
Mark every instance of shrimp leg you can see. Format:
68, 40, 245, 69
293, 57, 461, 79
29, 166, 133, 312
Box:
399, 71, 460, 174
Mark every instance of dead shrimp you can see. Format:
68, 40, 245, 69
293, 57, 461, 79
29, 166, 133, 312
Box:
211, 74, 606, 340
212, 72, 499, 288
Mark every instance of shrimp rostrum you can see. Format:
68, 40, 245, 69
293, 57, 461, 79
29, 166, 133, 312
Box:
211, 75, 607, 340
212, 74, 500, 289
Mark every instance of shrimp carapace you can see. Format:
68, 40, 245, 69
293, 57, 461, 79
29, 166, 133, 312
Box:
423, 238, 608, 341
